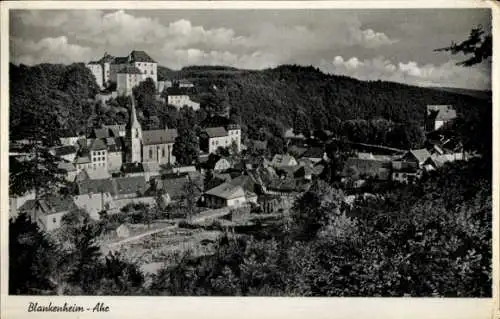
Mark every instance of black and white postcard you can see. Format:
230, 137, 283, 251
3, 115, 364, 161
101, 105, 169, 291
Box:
1, 1, 497, 318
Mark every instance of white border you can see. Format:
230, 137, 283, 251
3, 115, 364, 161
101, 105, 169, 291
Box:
1, 1, 497, 319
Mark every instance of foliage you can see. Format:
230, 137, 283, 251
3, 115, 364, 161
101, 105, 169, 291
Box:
435, 25, 492, 66
173, 128, 200, 165
9, 213, 59, 294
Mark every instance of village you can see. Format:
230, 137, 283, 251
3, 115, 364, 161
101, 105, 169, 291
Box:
9, 50, 473, 275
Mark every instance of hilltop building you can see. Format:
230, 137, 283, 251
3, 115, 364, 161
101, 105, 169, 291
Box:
87, 50, 158, 94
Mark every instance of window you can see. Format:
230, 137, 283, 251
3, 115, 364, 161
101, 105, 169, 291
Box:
162, 147, 165, 157
149, 149, 153, 159
151, 70, 154, 75
52, 217, 57, 223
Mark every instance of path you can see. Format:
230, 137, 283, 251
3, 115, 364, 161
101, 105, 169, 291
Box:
104, 208, 232, 250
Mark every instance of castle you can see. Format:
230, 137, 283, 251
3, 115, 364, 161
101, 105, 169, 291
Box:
87, 50, 158, 95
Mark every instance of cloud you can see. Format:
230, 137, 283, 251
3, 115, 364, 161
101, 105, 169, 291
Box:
13, 10, 398, 68
321, 55, 491, 90
10, 36, 93, 65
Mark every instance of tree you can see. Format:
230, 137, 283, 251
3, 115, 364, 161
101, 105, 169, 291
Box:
9, 213, 59, 294
435, 25, 492, 66
180, 178, 201, 221
172, 128, 200, 165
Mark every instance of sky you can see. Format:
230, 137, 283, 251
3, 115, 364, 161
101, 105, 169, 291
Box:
9, 9, 492, 90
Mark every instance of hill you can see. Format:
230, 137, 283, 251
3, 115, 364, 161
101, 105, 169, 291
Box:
9, 63, 491, 156
428, 86, 492, 100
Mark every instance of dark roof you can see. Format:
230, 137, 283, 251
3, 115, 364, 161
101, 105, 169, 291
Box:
94, 128, 110, 139
113, 56, 129, 64
107, 137, 125, 152
406, 149, 432, 164
77, 176, 147, 196
117, 66, 143, 74
53, 145, 77, 156
204, 127, 228, 138
199, 116, 236, 129
89, 138, 107, 151
166, 87, 190, 96
301, 147, 324, 159
97, 53, 115, 64
142, 129, 178, 145
122, 162, 145, 174
129, 50, 156, 63
19, 195, 78, 216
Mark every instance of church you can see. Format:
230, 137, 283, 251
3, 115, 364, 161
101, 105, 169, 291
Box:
126, 95, 178, 166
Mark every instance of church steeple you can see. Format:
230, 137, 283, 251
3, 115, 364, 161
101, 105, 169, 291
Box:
127, 92, 142, 163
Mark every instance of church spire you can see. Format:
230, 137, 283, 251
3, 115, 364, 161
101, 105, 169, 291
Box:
129, 92, 140, 128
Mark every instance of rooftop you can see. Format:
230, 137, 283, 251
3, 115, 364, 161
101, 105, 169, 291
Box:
19, 195, 78, 216
142, 129, 178, 145
204, 127, 228, 138
129, 50, 157, 63
204, 182, 245, 200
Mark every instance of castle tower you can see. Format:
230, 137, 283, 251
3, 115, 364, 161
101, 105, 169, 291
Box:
126, 93, 142, 163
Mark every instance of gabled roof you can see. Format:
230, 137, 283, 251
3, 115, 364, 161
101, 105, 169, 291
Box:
93, 128, 110, 139
77, 176, 147, 196
204, 182, 245, 200
74, 156, 91, 164
52, 145, 77, 157
19, 195, 78, 216
407, 149, 432, 164
113, 56, 129, 64
117, 66, 143, 74
427, 105, 457, 121
166, 87, 190, 96
142, 129, 178, 145
204, 127, 228, 138
301, 147, 324, 159
284, 128, 305, 139
271, 154, 297, 167
128, 50, 156, 63
57, 161, 77, 172
89, 138, 107, 151
122, 162, 144, 174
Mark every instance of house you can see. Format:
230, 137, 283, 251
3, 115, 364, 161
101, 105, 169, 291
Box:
50, 145, 77, 163
75, 167, 111, 181
59, 133, 81, 147
199, 117, 241, 154
149, 171, 203, 201
201, 154, 233, 172
270, 154, 298, 168
425, 105, 457, 131
76, 176, 148, 200
201, 182, 255, 208
391, 165, 422, 184
18, 195, 79, 231
300, 147, 326, 164
73, 192, 114, 220
9, 190, 36, 218
166, 87, 200, 110
399, 149, 432, 168
74, 155, 92, 172
57, 161, 78, 182
178, 79, 194, 88
342, 157, 392, 180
